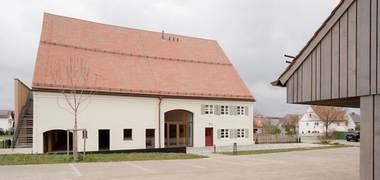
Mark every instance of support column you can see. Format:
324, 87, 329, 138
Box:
360, 95, 380, 180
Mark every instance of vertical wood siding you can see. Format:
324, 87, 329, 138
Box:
340, 12, 348, 98
287, 0, 380, 103
321, 30, 332, 100
356, 0, 371, 96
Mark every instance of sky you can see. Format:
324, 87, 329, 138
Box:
0, 0, 360, 117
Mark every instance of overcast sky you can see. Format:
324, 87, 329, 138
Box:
0, 0, 360, 117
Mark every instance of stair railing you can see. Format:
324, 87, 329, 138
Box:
13, 92, 33, 148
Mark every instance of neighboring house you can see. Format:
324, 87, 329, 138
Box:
278, 114, 302, 134
0, 110, 13, 132
257, 117, 283, 133
253, 118, 263, 133
350, 112, 360, 125
16, 13, 255, 153
298, 106, 355, 136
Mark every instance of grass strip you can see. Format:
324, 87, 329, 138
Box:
218, 143, 358, 155
0, 153, 207, 166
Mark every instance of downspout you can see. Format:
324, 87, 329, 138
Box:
158, 97, 163, 148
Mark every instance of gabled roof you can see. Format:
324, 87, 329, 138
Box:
0, 110, 12, 118
32, 13, 254, 101
272, 0, 353, 86
253, 118, 263, 128
310, 105, 346, 121
349, 112, 360, 123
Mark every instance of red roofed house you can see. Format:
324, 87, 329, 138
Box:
15, 13, 255, 153
0, 110, 13, 132
253, 118, 263, 133
278, 114, 302, 134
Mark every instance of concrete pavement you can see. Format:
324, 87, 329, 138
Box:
0, 147, 359, 180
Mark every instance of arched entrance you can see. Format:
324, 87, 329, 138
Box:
164, 110, 193, 147
43, 130, 73, 153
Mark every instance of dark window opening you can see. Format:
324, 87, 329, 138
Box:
124, 129, 132, 140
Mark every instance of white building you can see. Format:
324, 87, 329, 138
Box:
298, 105, 355, 136
14, 13, 255, 153
0, 110, 13, 132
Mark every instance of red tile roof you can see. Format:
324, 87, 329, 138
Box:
310, 105, 346, 121
32, 13, 254, 101
277, 0, 345, 81
253, 118, 263, 128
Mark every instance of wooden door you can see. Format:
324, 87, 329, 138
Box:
205, 128, 213, 146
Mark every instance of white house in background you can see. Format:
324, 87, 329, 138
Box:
298, 105, 355, 136
14, 13, 255, 153
0, 110, 13, 132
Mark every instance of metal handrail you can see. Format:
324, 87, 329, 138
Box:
13, 92, 33, 148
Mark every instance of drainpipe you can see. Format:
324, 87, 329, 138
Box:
158, 97, 163, 148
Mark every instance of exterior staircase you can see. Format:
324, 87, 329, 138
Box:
14, 92, 33, 148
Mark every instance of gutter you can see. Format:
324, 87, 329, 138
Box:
158, 97, 163, 148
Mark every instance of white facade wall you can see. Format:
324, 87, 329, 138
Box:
33, 92, 253, 153
298, 107, 355, 136
0, 117, 12, 132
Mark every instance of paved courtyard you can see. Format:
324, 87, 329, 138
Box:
0, 146, 359, 180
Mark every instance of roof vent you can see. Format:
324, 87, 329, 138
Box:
161, 30, 165, 41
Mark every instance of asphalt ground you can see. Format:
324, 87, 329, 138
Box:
0, 146, 359, 180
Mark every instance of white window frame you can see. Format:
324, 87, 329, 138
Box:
221, 105, 229, 115
237, 129, 245, 138
221, 129, 229, 139
205, 105, 214, 115
237, 106, 244, 115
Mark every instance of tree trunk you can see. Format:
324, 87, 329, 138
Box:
73, 114, 78, 160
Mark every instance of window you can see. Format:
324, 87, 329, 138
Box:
314, 122, 319, 126
124, 129, 132, 140
237, 106, 244, 115
221, 105, 229, 115
205, 105, 214, 114
308, 131, 310, 133
82, 130, 88, 139
221, 129, 229, 139
306, 123, 309, 126
309, 114, 311, 118
302, 131, 304, 134
237, 129, 245, 138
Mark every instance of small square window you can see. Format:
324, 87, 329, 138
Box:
124, 129, 132, 140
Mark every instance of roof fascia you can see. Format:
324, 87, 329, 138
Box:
279, 0, 355, 84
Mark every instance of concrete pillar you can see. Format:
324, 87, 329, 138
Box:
360, 95, 380, 180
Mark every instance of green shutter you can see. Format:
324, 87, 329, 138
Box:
229, 129, 233, 139
230, 106, 234, 116
217, 129, 221, 139
234, 129, 238, 139
245, 129, 249, 138
201, 104, 205, 115
245, 106, 249, 116
234, 106, 238, 116
214, 105, 219, 115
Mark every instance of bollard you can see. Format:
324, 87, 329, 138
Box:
214, 144, 216, 153
233, 142, 237, 155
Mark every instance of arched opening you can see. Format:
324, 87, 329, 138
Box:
43, 130, 73, 153
164, 110, 193, 147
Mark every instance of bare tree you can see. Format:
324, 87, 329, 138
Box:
313, 106, 346, 140
252, 108, 263, 119
281, 115, 298, 134
262, 117, 273, 134
52, 56, 97, 160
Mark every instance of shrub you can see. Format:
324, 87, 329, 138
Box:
317, 131, 337, 143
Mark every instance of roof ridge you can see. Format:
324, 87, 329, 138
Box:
44, 12, 219, 42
